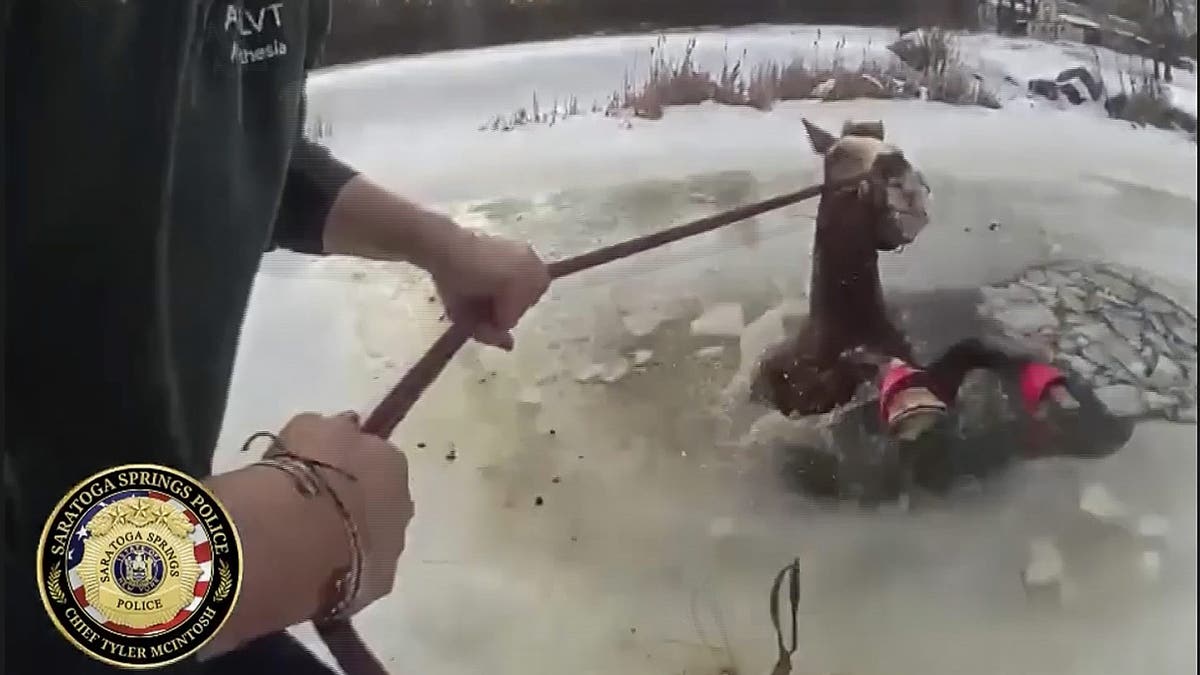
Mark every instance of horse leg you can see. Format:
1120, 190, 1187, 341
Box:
866, 323, 949, 441
922, 336, 1131, 460
922, 336, 1078, 417
845, 322, 957, 499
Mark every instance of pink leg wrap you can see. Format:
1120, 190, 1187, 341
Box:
1019, 362, 1067, 416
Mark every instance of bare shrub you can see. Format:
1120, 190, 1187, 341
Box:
480, 31, 1001, 131
903, 29, 1002, 109
1107, 81, 1198, 133
776, 59, 818, 99
919, 68, 1002, 108
918, 27, 958, 76
746, 64, 778, 111
306, 116, 334, 140
712, 50, 746, 106
820, 72, 892, 101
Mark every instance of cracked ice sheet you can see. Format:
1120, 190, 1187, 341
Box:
214, 28, 1197, 675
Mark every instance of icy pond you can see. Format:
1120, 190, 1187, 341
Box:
214, 26, 1197, 675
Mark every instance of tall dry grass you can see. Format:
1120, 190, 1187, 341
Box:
480, 30, 1000, 132
1104, 62, 1197, 136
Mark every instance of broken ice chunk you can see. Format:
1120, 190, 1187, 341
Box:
574, 363, 605, 383
1092, 272, 1139, 304
1147, 354, 1185, 389
982, 283, 1038, 307
632, 349, 654, 366
1136, 514, 1171, 539
1140, 295, 1176, 314
1079, 482, 1128, 522
993, 303, 1057, 334
737, 305, 788, 364
1144, 326, 1174, 357
691, 303, 745, 338
1024, 269, 1049, 285
1081, 343, 1107, 365
1094, 384, 1148, 417
1060, 353, 1097, 378
623, 310, 665, 337
1061, 292, 1087, 314
1098, 334, 1147, 378
1022, 537, 1065, 588
599, 357, 631, 383
1106, 314, 1143, 344
1143, 391, 1178, 413
1075, 322, 1114, 342
1164, 314, 1198, 346
1139, 550, 1162, 581
695, 345, 725, 359
1170, 405, 1198, 423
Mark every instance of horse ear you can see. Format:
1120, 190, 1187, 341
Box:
802, 118, 838, 155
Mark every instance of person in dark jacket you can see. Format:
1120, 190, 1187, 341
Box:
3, 0, 550, 672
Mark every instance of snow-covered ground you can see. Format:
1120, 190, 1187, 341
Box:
216, 26, 1196, 675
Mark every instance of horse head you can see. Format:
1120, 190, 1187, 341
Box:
802, 118, 931, 251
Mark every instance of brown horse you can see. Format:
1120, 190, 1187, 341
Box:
751, 118, 1080, 444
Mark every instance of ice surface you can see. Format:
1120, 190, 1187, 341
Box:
1023, 537, 1066, 587
690, 302, 745, 338
1080, 482, 1129, 523
215, 26, 1198, 675
1136, 513, 1172, 539
1095, 383, 1150, 417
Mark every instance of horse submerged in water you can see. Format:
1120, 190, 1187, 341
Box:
749, 118, 1134, 500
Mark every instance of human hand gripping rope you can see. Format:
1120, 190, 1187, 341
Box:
283, 176, 853, 675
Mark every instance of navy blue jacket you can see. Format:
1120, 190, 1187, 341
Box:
4, 1, 357, 670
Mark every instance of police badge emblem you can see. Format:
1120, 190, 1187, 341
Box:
37, 464, 243, 668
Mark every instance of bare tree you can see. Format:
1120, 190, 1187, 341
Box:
1163, 0, 1177, 82
1144, 0, 1172, 81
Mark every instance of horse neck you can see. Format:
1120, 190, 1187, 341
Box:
808, 192, 887, 332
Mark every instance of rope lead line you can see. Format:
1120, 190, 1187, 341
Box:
768, 557, 802, 675
314, 175, 852, 675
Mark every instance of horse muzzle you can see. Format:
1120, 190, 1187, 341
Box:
879, 207, 928, 250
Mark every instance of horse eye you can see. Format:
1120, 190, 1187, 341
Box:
875, 153, 909, 178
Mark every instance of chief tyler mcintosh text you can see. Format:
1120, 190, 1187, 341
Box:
62, 605, 220, 661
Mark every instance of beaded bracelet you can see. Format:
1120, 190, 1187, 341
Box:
241, 431, 364, 623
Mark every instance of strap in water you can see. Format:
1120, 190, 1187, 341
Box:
768, 557, 801, 675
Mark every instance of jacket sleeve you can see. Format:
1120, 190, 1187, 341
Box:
269, 131, 359, 255
269, 0, 357, 254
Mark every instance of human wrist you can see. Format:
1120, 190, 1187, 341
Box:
403, 208, 473, 277
199, 464, 353, 656
253, 455, 366, 624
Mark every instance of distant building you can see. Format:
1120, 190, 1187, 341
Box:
1029, 0, 1104, 43
1028, 0, 1064, 38
977, 0, 1031, 34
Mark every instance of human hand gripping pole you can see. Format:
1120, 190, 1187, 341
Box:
314, 176, 849, 675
